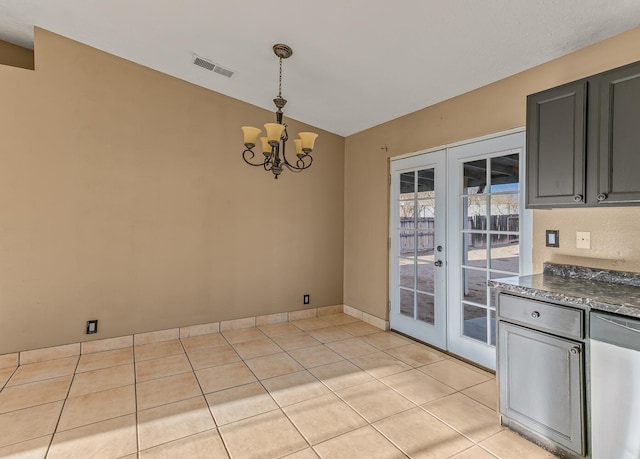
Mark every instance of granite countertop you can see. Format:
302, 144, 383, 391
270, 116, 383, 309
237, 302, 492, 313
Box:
489, 263, 640, 319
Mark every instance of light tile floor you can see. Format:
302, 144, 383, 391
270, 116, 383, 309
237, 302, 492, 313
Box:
0, 313, 556, 458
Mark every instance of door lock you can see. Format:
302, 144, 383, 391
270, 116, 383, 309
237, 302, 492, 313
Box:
434, 260, 443, 267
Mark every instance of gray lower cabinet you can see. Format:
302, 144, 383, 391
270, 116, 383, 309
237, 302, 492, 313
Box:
526, 59, 640, 208
498, 294, 586, 456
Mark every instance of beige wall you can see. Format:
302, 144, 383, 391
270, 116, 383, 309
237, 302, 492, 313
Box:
0, 29, 345, 354
344, 27, 640, 320
0, 40, 34, 70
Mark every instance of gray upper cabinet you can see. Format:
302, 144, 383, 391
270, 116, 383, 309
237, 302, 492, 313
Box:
526, 60, 640, 208
526, 81, 587, 207
597, 64, 640, 204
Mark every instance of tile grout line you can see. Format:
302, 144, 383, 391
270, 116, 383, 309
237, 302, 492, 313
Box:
133, 345, 141, 458
417, 396, 503, 448
271, 342, 408, 452
0, 318, 510, 458
178, 333, 233, 459
0, 367, 18, 392
333, 349, 487, 455
43, 353, 82, 458
220, 335, 315, 457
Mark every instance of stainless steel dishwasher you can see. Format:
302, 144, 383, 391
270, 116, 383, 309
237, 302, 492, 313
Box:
591, 312, 640, 459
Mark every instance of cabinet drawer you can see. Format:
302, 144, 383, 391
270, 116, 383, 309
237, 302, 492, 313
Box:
499, 294, 584, 339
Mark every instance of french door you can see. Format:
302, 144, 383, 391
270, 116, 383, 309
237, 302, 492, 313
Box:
446, 131, 531, 369
389, 150, 447, 349
390, 130, 531, 369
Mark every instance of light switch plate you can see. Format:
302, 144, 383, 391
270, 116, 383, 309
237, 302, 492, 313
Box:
576, 231, 591, 249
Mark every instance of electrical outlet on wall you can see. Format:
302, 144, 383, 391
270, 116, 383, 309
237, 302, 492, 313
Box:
576, 232, 591, 249
86, 320, 98, 334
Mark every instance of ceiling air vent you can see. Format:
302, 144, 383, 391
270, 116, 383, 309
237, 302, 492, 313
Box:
192, 54, 234, 78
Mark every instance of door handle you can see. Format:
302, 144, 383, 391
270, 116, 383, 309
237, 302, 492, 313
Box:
434, 260, 443, 267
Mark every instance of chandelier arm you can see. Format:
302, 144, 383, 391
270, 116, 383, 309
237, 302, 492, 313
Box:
298, 154, 313, 169
242, 149, 269, 167
280, 132, 307, 170
283, 163, 303, 173
283, 153, 313, 171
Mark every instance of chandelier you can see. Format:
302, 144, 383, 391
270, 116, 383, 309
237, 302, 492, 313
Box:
241, 44, 318, 179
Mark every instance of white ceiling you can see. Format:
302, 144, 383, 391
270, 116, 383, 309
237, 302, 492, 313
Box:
1, 1, 639, 136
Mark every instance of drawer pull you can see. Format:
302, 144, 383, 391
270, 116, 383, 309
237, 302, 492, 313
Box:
531, 311, 540, 319
570, 347, 581, 355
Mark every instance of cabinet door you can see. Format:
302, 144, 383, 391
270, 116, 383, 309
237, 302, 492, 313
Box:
526, 81, 587, 208
498, 322, 585, 455
598, 63, 640, 204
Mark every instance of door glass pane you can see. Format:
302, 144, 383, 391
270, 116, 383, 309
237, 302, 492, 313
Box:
463, 195, 487, 229
463, 159, 487, 194
463, 233, 487, 268
417, 230, 434, 255
417, 255, 434, 293
400, 289, 414, 318
417, 168, 435, 195
489, 270, 515, 280
490, 234, 519, 274
490, 194, 519, 230
399, 230, 415, 256
399, 257, 415, 289
417, 199, 435, 221
490, 153, 519, 191
463, 304, 487, 343
400, 172, 415, 198
462, 268, 487, 305
417, 292, 435, 325
399, 201, 415, 224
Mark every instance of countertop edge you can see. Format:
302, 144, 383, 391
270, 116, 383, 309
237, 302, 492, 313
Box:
489, 278, 640, 319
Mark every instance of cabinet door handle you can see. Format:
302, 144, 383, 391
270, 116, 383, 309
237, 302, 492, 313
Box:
573, 194, 583, 202
597, 193, 608, 202
531, 311, 540, 318
570, 347, 581, 355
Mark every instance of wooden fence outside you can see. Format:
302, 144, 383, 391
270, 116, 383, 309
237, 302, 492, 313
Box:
399, 215, 519, 255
